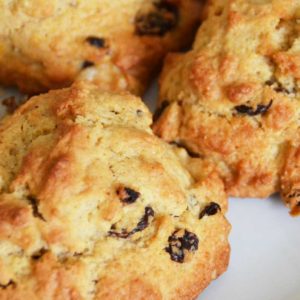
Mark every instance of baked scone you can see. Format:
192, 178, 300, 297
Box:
0, 82, 230, 299
0, 0, 201, 95
153, 0, 300, 215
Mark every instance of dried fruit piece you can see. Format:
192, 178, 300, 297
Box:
287, 189, 300, 199
0, 280, 15, 289
117, 186, 140, 204
27, 196, 46, 222
135, 1, 178, 36
31, 248, 48, 260
134, 206, 154, 232
82, 60, 95, 69
108, 206, 154, 239
265, 78, 295, 94
199, 202, 221, 219
86, 36, 106, 48
234, 100, 273, 116
165, 229, 199, 263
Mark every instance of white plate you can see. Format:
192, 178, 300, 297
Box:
1, 83, 300, 300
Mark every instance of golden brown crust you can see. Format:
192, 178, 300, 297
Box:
154, 0, 300, 215
280, 142, 300, 216
0, 0, 201, 95
0, 82, 230, 299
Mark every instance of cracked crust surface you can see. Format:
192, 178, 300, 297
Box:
0, 82, 230, 299
154, 0, 300, 215
0, 0, 201, 95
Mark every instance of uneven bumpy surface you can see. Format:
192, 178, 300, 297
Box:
0, 82, 230, 299
154, 0, 300, 215
0, 0, 201, 95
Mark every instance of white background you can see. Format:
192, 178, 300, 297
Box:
1, 82, 300, 300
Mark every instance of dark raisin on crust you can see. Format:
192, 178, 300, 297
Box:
108, 225, 132, 239
165, 229, 199, 263
0, 280, 15, 289
27, 196, 46, 222
31, 248, 48, 260
199, 202, 221, 219
265, 78, 276, 86
153, 100, 169, 121
86, 36, 106, 48
274, 85, 295, 94
134, 206, 155, 232
82, 60, 95, 69
135, 1, 179, 36
265, 78, 295, 94
108, 206, 154, 239
117, 186, 140, 204
234, 100, 273, 116
287, 189, 300, 199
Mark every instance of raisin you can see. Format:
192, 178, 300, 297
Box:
153, 100, 169, 121
274, 86, 291, 94
86, 36, 106, 48
0, 280, 15, 289
265, 79, 275, 86
108, 206, 154, 239
82, 60, 95, 69
108, 228, 131, 239
287, 189, 300, 199
27, 196, 46, 222
187, 151, 201, 159
31, 248, 48, 260
134, 206, 154, 233
165, 229, 199, 263
135, 1, 178, 36
117, 186, 140, 204
265, 78, 295, 94
199, 202, 221, 219
234, 100, 273, 116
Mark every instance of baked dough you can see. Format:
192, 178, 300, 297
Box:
0, 0, 201, 95
0, 82, 230, 299
154, 0, 300, 215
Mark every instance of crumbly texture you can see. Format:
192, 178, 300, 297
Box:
0, 82, 230, 299
0, 0, 201, 95
154, 0, 300, 216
